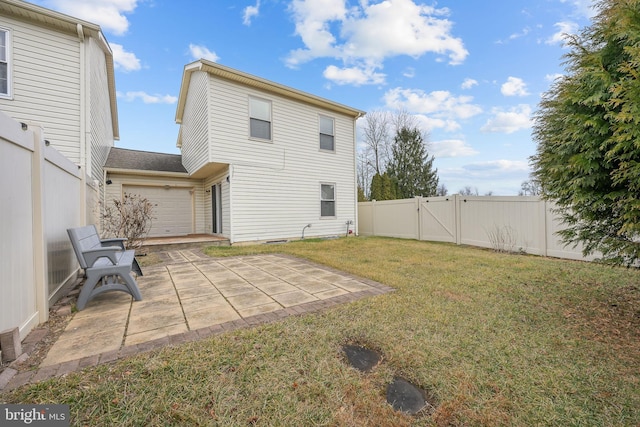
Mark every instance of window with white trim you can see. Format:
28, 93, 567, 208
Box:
249, 96, 271, 140
321, 183, 336, 217
0, 28, 10, 98
319, 115, 334, 151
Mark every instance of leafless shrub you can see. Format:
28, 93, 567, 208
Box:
101, 192, 154, 250
486, 225, 519, 253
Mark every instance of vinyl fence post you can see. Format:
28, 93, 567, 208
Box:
454, 194, 461, 245
30, 124, 49, 325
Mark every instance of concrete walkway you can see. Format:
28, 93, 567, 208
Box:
1, 250, 392, 391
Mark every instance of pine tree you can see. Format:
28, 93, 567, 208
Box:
532, 0, 640, 266
386, 126, 439, 198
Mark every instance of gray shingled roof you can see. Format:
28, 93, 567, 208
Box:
105, 147, 187, 173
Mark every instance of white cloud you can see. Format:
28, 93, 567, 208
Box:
546, 21, 579, 46
560, 0, 597, 19
461, 78, 478, 90
403, 67, 415, 78
431, 139, 478, 158
323, 64, 385, 86
414, 115, 460, 132
501, 76, 529, 97
287, 0, 467, 84
545, 73, 563, 82
110, 43, 141, 72
481, 104, 533, 134
189, 44, 220, 62
384, 87, 483, 120
439, 160, 531, 194
509, 26, 531, 40
463, 159, 530, 175
42, 0, 138, 35
243, 0, 260, 26
118, 91, 178, 104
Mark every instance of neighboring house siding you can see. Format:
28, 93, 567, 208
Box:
88, 37, 114, 182
180, 71, 210, 174
0, 15, 82, 163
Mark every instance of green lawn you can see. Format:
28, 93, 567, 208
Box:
4, 237, 639, 426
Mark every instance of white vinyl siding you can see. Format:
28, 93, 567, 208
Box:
0, 15, 82, 163
88, 37, 114, 182
180, 71, 210, 174
218, 89, 356, 241
0, 28, 10, 98
319, 115, 334, 151
179, 70, 358, 243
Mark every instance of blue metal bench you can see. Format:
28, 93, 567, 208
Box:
67, 225, 143, 310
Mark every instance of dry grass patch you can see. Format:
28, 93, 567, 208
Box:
3, 237, 639, 426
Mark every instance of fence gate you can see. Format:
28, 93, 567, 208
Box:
418, 197, 457, 243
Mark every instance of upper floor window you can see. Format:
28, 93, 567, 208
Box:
249, 96, 271, 140
319, 115, 334, 151
0, 29, 10, 98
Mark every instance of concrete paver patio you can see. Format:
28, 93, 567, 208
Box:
37, 249, 392, 370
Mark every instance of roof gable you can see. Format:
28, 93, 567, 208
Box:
175, 60, 365, 125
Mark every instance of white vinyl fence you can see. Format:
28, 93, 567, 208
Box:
0, 112, 93, 339
359, 195, 592, 261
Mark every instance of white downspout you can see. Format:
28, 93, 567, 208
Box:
353, 113, 363, 236
77, 24, 88, 224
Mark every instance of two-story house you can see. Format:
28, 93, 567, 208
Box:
105, 60, 364, 244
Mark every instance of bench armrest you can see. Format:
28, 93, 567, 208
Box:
101, 237, 127, 250
82, 246, 121, 267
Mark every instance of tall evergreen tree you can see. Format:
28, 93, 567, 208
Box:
532, 0, 640, 266
386, 126, 439, 198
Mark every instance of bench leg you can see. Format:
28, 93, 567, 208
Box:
76, 271, 143, 310
132, 257, 143, 276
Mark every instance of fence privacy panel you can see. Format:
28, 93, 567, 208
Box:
44, 147, 83, 299
0, 112, 84, 339
0, 113, 38, 340
359, 195, 589, 261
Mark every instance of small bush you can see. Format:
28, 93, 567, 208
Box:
486, 224, 518, 253
101, 192, 154, 250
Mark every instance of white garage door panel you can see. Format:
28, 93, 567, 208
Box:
124, 185, 193, 237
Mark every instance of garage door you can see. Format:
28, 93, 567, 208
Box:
124, 185, 193, 237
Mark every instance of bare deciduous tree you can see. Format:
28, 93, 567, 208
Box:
362, 110, 391, 175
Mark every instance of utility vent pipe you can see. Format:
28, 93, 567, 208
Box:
302, 223, 312, 239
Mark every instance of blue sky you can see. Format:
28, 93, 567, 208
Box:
33, 0, 596, 195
